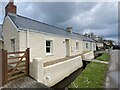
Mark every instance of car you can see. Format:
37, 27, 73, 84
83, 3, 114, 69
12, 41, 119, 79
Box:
112, 45, 120, 50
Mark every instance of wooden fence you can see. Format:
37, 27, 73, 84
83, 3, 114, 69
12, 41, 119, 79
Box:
0, 48, 30, 87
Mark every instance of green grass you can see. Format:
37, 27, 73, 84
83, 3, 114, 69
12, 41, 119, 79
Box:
96, 53, 110, 61
69, 62, 108, 88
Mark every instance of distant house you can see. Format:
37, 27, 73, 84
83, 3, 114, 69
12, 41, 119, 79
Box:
2, 1, 96, 86
82, 36, 96, 51
0, 24, 3, 49
93, 39, 104, 50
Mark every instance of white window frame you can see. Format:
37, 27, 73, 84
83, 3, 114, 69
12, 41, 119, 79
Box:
76, 42, 79, 51
46, 40, 53, 55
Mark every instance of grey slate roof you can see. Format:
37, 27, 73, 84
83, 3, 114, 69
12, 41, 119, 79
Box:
73, 32, 95, 42
0, 24, 2, 39
8, 14, 94, 42
92, 38, 103, 43
82, 36, 95, 42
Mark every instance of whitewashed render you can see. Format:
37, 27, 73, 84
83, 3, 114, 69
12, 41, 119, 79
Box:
83, 40, 96, 52
2, 13, 96, 86
18, 30, 84, 63
31, 56, 83, 87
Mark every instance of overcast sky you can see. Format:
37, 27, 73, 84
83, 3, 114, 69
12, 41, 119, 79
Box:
0, 2, 118, 43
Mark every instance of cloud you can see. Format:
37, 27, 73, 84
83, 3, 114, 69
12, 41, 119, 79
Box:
0, 2, 118, 43
16, 2, 98, 24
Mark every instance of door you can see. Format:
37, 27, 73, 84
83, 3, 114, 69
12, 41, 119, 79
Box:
65, 39, 70, 57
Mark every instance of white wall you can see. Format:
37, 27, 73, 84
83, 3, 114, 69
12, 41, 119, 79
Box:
19, 30, 83, 63
0, 41, 2, 49
19, 30, 66, 63
70, 40, 83, 56
92, 42, 96, 51
83, 41, 90, 51
83, 41, 96, 51
2, 16, 19, 51
19, 30, 84, 78
31, 56, 83, 87
83, 51, 94, 61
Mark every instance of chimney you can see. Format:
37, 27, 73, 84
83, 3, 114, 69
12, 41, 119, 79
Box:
66, 26, 73, 33
5, 0, 17, 16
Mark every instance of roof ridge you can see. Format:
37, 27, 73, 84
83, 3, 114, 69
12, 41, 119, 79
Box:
16, 14, 66, 31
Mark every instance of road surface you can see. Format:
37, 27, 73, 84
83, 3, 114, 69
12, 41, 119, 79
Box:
105, 50, 120, 88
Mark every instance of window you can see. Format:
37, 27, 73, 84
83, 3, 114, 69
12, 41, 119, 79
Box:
86, 43, 88, 49
46, 40, 53, 55
11, 38, 15, 51
76, 42, 79, 51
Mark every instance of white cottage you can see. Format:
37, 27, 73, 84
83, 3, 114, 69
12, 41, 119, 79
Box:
82, 36, 96, 51
2, 1, 96, 86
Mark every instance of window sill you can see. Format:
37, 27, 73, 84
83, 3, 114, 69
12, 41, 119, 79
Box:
46, 53, 54, 56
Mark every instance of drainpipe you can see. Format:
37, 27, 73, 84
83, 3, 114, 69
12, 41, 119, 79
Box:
26, 30, 29, 48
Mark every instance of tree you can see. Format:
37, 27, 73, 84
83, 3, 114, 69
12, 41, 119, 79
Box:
84, 32, 96, 38
98, 36, 103, 41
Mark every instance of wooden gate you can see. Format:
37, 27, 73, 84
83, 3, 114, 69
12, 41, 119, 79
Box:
2, 48, 30, 84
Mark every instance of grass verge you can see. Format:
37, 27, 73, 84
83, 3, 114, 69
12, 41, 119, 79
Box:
96, 53, 110, 61
68, 62, 108, 88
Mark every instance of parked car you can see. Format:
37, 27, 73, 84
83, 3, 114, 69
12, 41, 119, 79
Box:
112, 45, 120, 50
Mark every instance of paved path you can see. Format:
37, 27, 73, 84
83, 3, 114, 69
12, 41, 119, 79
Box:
92, 59, 109, 64
1, 76, 51, 89
83, 59, 109, 64
105, 50, 120, 88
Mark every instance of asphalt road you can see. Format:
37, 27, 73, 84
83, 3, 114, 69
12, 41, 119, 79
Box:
105, 50, 120, 88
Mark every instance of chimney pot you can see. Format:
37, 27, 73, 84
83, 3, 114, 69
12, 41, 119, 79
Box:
66, 26, 73, 33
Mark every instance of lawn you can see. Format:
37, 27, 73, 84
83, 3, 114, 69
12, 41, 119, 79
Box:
68, 62, 108, 88
96, 53, 110, 61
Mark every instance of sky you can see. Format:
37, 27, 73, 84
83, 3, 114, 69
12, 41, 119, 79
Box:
0, 1, 119, 43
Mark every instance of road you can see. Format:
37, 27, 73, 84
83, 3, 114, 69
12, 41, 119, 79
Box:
105, 50, 120, 88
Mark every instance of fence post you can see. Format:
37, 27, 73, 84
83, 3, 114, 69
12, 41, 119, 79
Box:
2, 50, 8, 84
4, 50, 8, 84
26, 48, 30, 75
0, 49, 7, 87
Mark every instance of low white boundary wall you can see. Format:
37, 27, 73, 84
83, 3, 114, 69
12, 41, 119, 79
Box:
83, 51, 94, 61
30, 56, 83, 87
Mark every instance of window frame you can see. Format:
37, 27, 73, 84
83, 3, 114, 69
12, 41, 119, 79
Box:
46, 40, 53, 55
